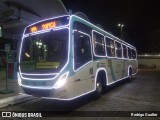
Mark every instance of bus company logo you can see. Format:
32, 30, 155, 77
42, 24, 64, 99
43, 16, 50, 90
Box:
2, 112, 11, 117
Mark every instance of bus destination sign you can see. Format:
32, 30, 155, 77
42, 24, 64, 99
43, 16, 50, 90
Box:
25, 16, 69, 34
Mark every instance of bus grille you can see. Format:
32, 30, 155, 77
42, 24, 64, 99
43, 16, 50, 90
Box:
22, 80, 55, 87
21, 74, 57, 79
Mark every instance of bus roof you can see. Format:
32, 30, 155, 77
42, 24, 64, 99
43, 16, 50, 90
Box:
23, 14, 136, 50
70, 15, 136, 50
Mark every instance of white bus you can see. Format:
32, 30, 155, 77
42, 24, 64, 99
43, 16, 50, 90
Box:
18, 15, 138, 100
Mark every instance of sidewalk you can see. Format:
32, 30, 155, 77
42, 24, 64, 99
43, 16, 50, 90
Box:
0, 67, 18, 99
0, 78, 33, 108
0, 78, 19, 99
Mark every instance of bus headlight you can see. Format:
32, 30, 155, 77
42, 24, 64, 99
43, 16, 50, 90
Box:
17, 72, 22, 86
53, 72, 69, 89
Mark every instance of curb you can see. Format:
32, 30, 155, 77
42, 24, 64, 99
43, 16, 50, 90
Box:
0, 94, 34, 108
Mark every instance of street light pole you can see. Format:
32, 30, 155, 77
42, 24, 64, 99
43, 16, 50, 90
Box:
118, 24, 124, 39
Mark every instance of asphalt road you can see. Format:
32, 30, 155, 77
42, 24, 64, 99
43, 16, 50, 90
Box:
0, 70, 160, 120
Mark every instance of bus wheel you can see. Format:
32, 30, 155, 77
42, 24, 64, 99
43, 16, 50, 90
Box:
94, 80, 102, 99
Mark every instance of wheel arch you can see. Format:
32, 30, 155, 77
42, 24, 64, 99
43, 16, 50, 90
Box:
128, 65, 132, 76
95, 68, 108, 87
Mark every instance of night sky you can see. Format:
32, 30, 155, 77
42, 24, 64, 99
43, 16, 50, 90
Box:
62, 0, 160, 53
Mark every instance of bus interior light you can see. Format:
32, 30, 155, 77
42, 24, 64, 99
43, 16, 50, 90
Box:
53, 72, 69, 89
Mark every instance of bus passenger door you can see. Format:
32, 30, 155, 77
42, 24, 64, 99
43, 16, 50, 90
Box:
113, 59, 123, 80
73, 30, 93, 96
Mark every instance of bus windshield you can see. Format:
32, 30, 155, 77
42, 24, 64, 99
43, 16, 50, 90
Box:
20, 28, 69, 73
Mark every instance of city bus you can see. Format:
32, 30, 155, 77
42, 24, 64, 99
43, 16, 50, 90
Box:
18, 15, 138, 100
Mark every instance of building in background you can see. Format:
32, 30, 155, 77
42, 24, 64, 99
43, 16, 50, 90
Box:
0, 0, 67, 51
149, 29, 160, 53
138, 54, 160, 69
0, 0, 68, 79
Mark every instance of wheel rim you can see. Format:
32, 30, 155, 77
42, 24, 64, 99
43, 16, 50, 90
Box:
96, 82, 102, 93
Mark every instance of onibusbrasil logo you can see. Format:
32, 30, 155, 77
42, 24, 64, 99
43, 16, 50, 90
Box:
2, 112, 42, 118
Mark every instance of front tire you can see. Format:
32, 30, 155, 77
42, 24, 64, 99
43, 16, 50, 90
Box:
94, 80, 103, 99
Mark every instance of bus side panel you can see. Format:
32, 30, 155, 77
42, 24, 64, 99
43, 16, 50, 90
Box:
106, 59, 112, 84
106, 59, 130, 85
106, 59, 123, 84
52, 76, 74, 99
72, 62, 95, 98
124, 60, 129, 77
129, 59, 138, 75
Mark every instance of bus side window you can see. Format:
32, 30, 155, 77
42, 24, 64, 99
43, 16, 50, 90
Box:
128, 47, 131, 59
115, 41, 122, 58
105, 37, 115, 57
122, 45, 128, 58
92, 31, 105, 56
132, 49, 137, 59
73, 30, 92, 70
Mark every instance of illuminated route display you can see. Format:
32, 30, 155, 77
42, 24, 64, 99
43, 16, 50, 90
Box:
25, 16, 70, 34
